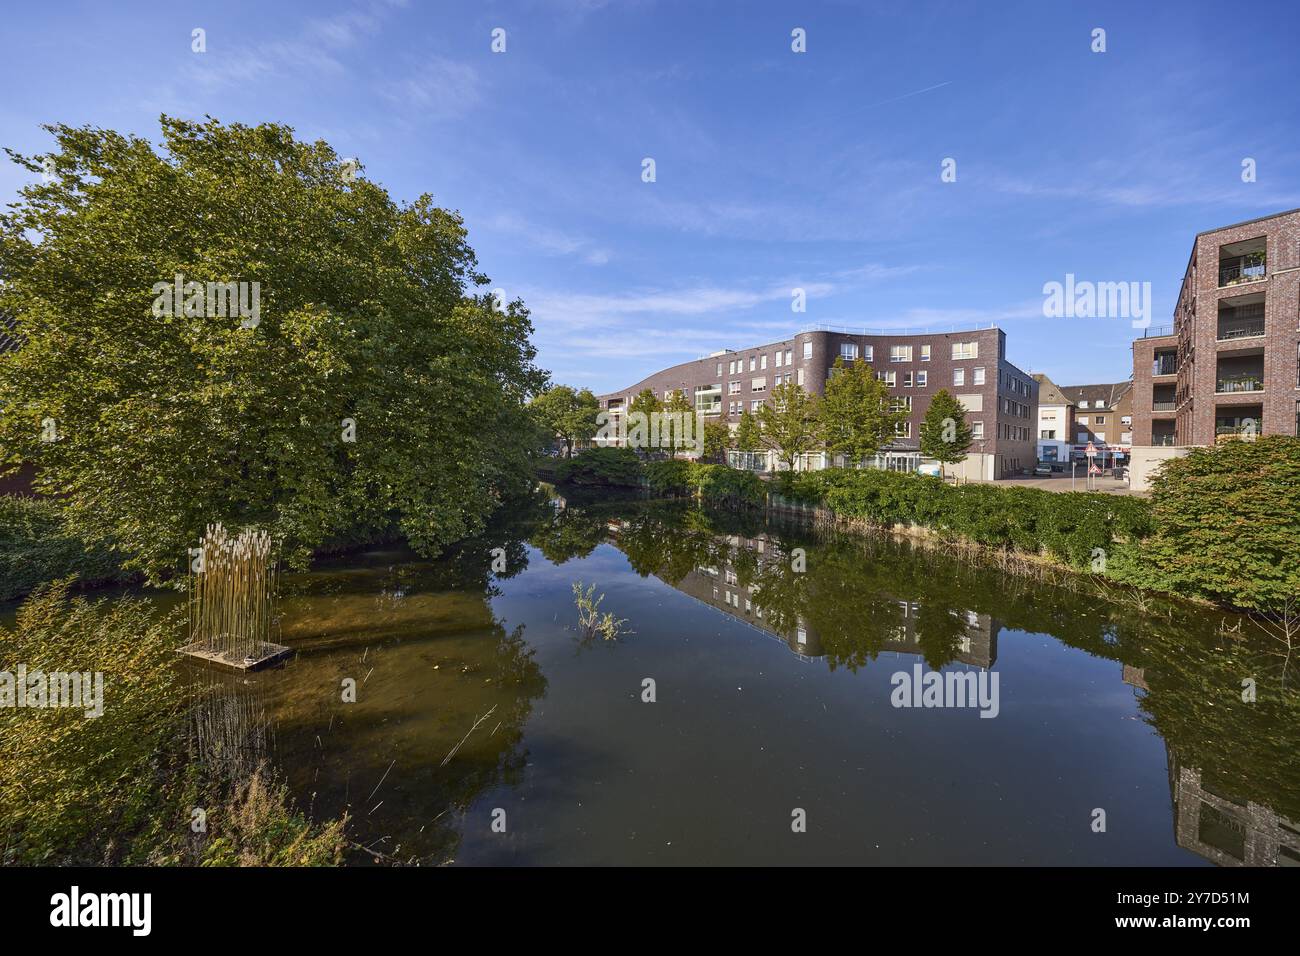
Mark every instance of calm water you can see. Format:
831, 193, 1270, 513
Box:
56, 492, 1300, 865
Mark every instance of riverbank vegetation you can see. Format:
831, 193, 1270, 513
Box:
0, 580, 347, 865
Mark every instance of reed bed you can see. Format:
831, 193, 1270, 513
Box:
188, 523, 279, 661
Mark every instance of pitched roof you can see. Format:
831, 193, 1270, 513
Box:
1032, 373, 1072, 407
1056, 381, 1132, 409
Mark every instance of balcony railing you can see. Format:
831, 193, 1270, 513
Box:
1216, 320, 1265, 340
1216, 375, 1264, 393
1152, 401, 1176, 411
1152, 358, 1177, 376
1152, 434, 1177, 447
1219, 255, 1266, 287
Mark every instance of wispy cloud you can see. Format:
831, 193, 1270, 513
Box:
483, 214, 610, 265
379, 57, 483, 118
183, 1, 403, 93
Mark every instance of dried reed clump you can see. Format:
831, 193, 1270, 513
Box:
188, 523, 278, 661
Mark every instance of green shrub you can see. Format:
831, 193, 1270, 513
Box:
0, 496, 131, 603
690, 464, 765, 508
1107, 436, 1300, 611
768, 467, 1154, 574
555, 447, 644, 487
643, 458, 693, 495
0, 580, 348, 865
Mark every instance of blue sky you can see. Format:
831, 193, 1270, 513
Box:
3, 0, 1298, 393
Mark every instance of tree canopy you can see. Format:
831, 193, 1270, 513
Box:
0, 116, 545, 580
818, 357, 907, 464
756, 382, 821, 471
529, 385, 600, 457
919, 389, 973, 470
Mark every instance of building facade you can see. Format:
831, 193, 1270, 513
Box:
597, 326, 1039, 479
1032, 373, 1072, 464
1131, 208, 1300, 448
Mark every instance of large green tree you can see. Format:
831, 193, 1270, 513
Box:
756, 382, 821, 472
735, 409, 762, 453
818, 356, 907, 465
0, 117, 545, 580
919, 389, 973, 477
529, 385, 600, 457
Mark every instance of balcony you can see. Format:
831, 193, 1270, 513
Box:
1216, 375, 1264, 394
1152, 350, 1177, 377
1218, 238, 1266, 288
1217, 295, 1265, 341
1152, 401, 1176, 411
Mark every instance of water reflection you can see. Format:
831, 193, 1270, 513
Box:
234, 495, 1300, 865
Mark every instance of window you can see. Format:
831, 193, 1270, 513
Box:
760, 354, 767, 370
903, 371, 914, 387
973, 367, 985, 385
785, 349, 792, 365
920, 344, 931, 362
1095, 415, 1106, 425
889, 397, 912, 413
797, 368, 804, 386
952, 341, 978, 360
894, 420, 912, 438
953, 368, 965, 386
751, 400, 762, 411
840, 342, 858, 361
972, 421, 984, 439
751, 377, 767, 392
1121, 415, 1132, 426
1078, 416, 1089, 426
1041, 429, 1056, 439
890, 345, 912, 363
749, 356, 756, 372
880, 370, 896, 387
1078, 400, 1088, 409
802, 341, 812, 360
773, 352, 781, 368
1095, 432, 1106, 443
716, 362, 722, 376
916, 370, 927, 387
728, 381, 740, 394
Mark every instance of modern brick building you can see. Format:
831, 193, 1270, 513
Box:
1131, 208, 1300, 448
597, 325, 1039, 479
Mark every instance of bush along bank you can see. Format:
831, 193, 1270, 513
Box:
769, 440, 1300, 617
643, 459, 766, 508
771, 468, 1152, 574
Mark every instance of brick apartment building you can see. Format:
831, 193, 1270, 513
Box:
596, 325, 1039, 479
1132, 208, 1300, 447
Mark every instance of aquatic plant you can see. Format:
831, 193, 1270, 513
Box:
572, 581, 632, 641
189, 523, 278, 662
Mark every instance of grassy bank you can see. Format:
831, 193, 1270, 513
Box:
0, 580, 348, 865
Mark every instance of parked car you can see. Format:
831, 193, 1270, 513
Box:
1033, 463, 1054, 477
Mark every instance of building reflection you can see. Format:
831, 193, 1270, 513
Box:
1123, 665, 1300, 867
613, 523, 998, 669
1169, 754, 1300, 867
